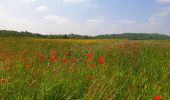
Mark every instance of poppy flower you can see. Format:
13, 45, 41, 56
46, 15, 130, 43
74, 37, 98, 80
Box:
153, 96, 160, 100
50, 57, 56, 61
0, 55, 4, 59
90, 64, 94, 69
50, 51, 55, 55
86, 52, 93, 57
8, 54, 12, 58
66, 52, 70, 55
99, 56, 104, 65
37, 53, 43, 62
63, 58, 67, 63
25, 64, 30, 69
69, 57, 76, 63
88, 75, 93, 80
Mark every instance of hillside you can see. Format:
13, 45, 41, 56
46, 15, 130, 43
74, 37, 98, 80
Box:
0, 30, 170, 40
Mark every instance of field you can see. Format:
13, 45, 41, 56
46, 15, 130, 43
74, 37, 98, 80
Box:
0, 37, 170, 100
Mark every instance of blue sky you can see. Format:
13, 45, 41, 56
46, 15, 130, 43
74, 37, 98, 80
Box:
0, 0, 170, 35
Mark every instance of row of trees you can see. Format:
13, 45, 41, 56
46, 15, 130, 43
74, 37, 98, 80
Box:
0, 30, 170, 40
95, 33, 170, 40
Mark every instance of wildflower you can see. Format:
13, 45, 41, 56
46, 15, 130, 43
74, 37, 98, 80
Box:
0, 55, 4, 59
153, 96, 160, 100
131, 42, 139, 49
99, 56, 104, 65
37, 53, 43, 62
63, 58, 67, 63
50, 57, 56, 61
86, 52, 93, 57
8, 54, 12, 58
50, 51, 55, 55
88, 75, 93, 80
69, 57, 76, 63
25, 64, 30, 69
90, 64, 94, 69
66, 51, 70, 55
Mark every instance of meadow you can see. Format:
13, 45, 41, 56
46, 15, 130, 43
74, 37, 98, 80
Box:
0, 37, 170, 100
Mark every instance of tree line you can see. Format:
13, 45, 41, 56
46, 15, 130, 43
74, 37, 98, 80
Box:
0, 30, 170, 40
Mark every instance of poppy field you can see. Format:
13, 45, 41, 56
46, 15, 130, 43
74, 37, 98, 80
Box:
0, 37, 170, 100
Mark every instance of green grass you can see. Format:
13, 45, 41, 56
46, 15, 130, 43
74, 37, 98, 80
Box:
0, 37, 170, 100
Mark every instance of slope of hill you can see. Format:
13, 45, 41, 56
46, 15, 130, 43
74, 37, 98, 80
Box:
0, 30, 170, 40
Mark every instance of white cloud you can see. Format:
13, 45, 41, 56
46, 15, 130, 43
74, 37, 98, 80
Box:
44, 15, 72, 24
0, 11, 5, 17
86, 3, 100, 8
0, 3, 5, 10
0, 15, 42, 33
63, 0, 88, 3
148, 7, 170, 25
0, 3, 6, 16
3, 0, 37, 3
45, 8, 169, 35
1, 0, 170, 36
143, 7, 170, 34
157, 0, 170, 3
118, 20, 136, 25
36, 6, 48, 12
0, 3, 3, 7
87, 19, 103, 23
20, 0, 36, 2
159, 7, 170, 16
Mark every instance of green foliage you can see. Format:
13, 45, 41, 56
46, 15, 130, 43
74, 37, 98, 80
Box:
95, 33, 170, 40
0, 38, 170, 100
1, 30, 169, 40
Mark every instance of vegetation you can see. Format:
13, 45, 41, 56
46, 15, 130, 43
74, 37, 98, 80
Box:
0, 37, 170, 100
95, 33, 170, 40
0, 30, 170, 40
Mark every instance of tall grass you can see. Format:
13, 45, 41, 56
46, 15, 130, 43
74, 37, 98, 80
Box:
0, 37, 170, 100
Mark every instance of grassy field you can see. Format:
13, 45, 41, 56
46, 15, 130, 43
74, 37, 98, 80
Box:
0, 37, 170, 100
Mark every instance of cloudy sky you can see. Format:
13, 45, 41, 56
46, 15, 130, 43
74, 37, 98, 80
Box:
0, 0, 170, 35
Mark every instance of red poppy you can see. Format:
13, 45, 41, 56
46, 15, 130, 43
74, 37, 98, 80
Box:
69, 57, 76, 63
50, 57, 56, 61
50, 51, 55, 55
25, 64, 30, 69
66, 52, 70, 55
63, 58, 67, 63
88, 75, 93, 80
8, 54, 12, 58
99, 56, 104, 65
153, 96, 160, 100
37, 53, 43, 62
86, 52, 93, 57
0, 55, 4, 59
90, 64, 94, 69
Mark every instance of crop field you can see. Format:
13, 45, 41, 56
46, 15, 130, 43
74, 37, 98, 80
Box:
0, 37, 170, 100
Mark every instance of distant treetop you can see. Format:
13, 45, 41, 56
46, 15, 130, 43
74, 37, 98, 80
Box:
0, 30, 169, 40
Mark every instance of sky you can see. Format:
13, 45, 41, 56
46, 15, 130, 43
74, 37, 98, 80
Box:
0, 0, 170, 35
